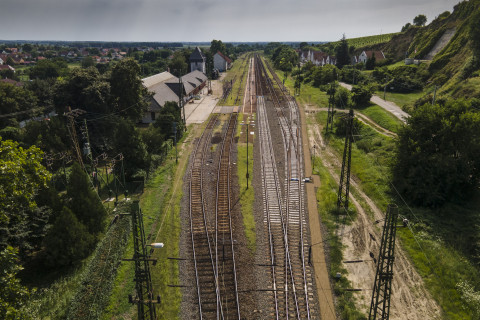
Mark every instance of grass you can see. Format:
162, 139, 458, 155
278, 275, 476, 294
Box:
102, 133, 188, 319
375, 90, 424, 111
357, 103, 403, 134
314, 110, 480, 319
220, 53, 251, 106
236, 113, 256, 252
313, 153, 366, 319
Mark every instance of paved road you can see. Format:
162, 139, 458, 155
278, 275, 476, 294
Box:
339, 82, 410, 123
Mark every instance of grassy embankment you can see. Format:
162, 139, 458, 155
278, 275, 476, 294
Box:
102, 130, 191, 319
236, 113, 256, 252
281, 69, 480, 319
220, 53, 251, 106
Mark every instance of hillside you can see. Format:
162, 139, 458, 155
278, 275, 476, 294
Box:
359, 0, 480, 100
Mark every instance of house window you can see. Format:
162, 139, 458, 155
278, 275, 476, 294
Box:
151, 112, 156, 121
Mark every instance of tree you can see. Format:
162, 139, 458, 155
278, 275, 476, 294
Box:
393, 99, 480, 206
413, 14, 427, 26
110, 59, 149, 122
81, 56, 95, 68
351, 85, 372, 108
6, 57, 15, 66
0, 139, 50, 231
54, 67, 111, 115
66, 162, 107, 236
0, 246, 31, 319
29, 60, 57, 80
335, 34, 350, 69
401, 23, 412, 32
168, 51, 188, 76
113, 118, 148, 178
43, 206, 94, 267
210, 39, 226, 55
365, 54, 376, 70
0, 82, 38, 127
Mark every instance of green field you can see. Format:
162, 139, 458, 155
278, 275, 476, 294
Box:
326, 33, 399, 49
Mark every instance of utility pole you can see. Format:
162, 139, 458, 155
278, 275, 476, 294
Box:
173, 122, 178, 164
246, 121, 249, 190
123, 201, 160, 320
178, 70, 186, 130
326, 82, 336, 133
369, 204, 399, 320
337, 108, 354, 212
64, 108, 86, 169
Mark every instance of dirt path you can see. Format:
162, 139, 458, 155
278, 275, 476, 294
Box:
303, 103, 441, 319
339, 82, 410, 123
300, 105, 337, 320
425, 28, 456, 60
305, 107, 397, 138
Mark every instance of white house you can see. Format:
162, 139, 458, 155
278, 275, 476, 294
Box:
358, 51, 385, 64
189, 47, 206, 73
300, 50, 336, 66
0, 57, 3, 65
213, 51, 232, 72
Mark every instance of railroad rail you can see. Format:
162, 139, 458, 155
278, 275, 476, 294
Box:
189, 115, 221, 319
215, 112, 241, 319
254, 53, 314, 319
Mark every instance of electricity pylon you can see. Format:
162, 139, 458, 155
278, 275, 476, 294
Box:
123, 201, 160, 320
369, 204, 399, 320
325, 82, 336, 133
337, 108, 354, 212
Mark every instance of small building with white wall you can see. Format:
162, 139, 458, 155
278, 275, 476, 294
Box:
213, 51, 232, 72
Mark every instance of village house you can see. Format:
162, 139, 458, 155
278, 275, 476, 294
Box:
300, 50, 336, 66
213, 51, 232, 72
358, 50, 385, 64
0, 65, 16, 73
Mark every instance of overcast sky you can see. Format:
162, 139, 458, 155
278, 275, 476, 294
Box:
0, 0, 461, 42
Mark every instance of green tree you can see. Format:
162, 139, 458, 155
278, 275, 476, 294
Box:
6, 57, 15, 66
81, 56, 95, 68
0, 82, 38, 127
335, 34, 350, 69
393, 99, 480, 206
0, 139, 50, 229
401, 23, 412, 32
29, 59, 64, 80
351, 85, 372, 108
413, 14, 427, 26
210, 39, 226, 55
168, 52, 188, 76
0, 246, 31, 319
66, 163, 107, 236
113, 119, 149, 178
110, 58, 149, 122
365, 54, 376, 70
54, 67, 111, 115
43, 206, 94, 267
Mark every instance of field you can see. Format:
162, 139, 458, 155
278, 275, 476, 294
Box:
326, 33, 399, 49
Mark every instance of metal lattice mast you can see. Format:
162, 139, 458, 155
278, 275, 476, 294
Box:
325, 82, 336, 133
124, 200, 159, 320
369, 204, 399, 320
64, 108, 86, 169
337, 108, 354, 211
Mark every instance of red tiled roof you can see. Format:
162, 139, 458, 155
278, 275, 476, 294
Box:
216, 51, 232, 64
365, 51, 385, 60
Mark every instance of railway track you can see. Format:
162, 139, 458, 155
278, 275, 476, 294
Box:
215, 113, 241, 319
189, 115, 221, 319
189, 112, 241, 320
254, 54, 315, 319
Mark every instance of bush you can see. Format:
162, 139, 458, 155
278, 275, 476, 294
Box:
351, 85, 373, 108
43, 207, 94, 267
